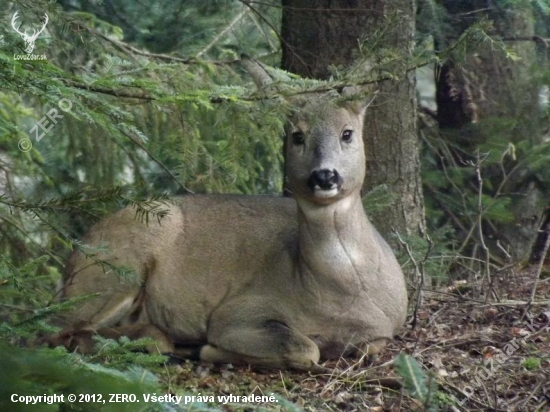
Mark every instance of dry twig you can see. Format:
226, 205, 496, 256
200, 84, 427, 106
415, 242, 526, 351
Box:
523, 221, 550, 319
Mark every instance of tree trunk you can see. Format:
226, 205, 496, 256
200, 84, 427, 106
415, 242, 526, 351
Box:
281, 0, 425, 238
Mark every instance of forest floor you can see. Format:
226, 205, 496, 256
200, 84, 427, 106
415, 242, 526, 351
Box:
159, 266, 550, 412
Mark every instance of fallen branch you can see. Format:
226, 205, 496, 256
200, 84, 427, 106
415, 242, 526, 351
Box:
481, 300, 550, 307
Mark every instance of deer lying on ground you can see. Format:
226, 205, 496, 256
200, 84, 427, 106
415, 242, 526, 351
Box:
51, 57, 408, 372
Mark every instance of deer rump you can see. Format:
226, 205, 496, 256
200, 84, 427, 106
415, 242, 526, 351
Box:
51, 57, 408, 372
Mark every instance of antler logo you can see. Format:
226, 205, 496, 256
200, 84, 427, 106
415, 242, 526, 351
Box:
11, 11, 49, 54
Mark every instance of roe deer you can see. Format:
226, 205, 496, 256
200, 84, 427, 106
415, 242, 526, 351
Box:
52, 56, 408, 372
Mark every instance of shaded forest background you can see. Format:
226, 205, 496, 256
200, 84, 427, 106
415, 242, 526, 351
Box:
0, 0, 549, 411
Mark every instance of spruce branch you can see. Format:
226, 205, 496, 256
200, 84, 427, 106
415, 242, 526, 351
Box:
63, 79, 155, 101
117, 127, 194, 194
0, 189, 172, 224
196, 9, 250, 58
84, 25, 241, 66
0, 214, 65, 267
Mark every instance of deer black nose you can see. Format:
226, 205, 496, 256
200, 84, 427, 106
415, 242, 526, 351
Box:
308, 169, 342, 190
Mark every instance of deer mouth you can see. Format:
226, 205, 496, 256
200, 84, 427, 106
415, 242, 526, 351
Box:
312, 186, 340, 198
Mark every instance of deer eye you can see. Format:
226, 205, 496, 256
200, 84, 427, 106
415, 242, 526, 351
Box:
292, 131, 305, 145
342, 130, 353, 142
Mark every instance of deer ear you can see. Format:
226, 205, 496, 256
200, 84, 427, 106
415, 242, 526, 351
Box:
340, 86, 376, 118
241, 54, 273, 89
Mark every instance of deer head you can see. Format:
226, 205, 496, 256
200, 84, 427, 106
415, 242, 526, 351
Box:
11, 11, 49, 54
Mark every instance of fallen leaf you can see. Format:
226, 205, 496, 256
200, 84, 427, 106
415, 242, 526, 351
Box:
484, 307, 498, 321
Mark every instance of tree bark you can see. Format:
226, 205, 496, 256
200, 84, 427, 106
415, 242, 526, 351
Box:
281, 0, 425, 238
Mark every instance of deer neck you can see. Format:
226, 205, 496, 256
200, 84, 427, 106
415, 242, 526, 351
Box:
296, 191, 373, 291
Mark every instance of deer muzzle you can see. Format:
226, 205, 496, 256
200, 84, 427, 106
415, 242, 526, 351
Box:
307, 169, 343, 198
